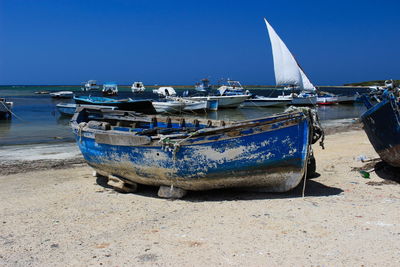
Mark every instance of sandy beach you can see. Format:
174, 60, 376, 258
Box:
1, 126, 399, 266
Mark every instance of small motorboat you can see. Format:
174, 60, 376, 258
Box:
34, 91, 50, 94
81, 80, 100, 91
152, 100, 185, 114
102, 82, 118, 96
56, 103, 118, 116
131, 82, 145, 93
50, 91, 74, 99
71, 107, 323, 198
153, 87, 177, 97
316, 94, 338, 105
0, 98, 13, 119
336, 94, 357, 104
167, 97, 211, 112
194, 78, 212, 92
73, 96, 156, 114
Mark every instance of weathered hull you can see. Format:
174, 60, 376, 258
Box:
361, 98, 400, 167
72, 112, 311, 192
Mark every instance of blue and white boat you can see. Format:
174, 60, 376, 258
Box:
73, 96, 156, 114
194, 78, 212, 92
71, 107, 323, 197
56, 103, 118, 116
361, 94, 400, 167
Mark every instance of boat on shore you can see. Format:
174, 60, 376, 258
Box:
73, 96, 156, 114
361, 94, 400, 167
71, 107, 323, 197
0, 98, 13, 119
56, 103, 118, 116
50, 91, 74, 99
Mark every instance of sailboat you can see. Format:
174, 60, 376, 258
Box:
264, 18, 317, 106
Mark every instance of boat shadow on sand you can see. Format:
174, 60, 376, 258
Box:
371, 161, 400, 185
95, 174, 343, 201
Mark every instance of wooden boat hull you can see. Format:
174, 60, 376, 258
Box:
361, 97, 400, 167
72, 110, 312, 192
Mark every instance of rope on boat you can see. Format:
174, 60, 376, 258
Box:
0, 101, 25, 121
158, 130, 201, 160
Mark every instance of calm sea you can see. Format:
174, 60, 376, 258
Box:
0, 85, 369, 146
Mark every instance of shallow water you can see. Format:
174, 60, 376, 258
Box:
0, 86, 368, 146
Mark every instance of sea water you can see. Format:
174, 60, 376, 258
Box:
0, 85, 369, 146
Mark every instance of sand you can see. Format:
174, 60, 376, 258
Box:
0, 128, 399, 266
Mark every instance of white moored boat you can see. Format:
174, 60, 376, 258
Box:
167, 97, 210, 112
0, 98, 13, 119
131, 82, 145, 93
186, 95, 249, 108
50, 91, 74, 99
153, 87, 177, 97
152, 100, 185, 114
242, 95, 292, 107
264, 18, 317, 106
81, 80, 100, 91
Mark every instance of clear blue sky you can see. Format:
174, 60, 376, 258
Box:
1, 0, 399, 85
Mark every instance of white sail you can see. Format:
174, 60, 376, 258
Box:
299, 67, 316, 92
264, 18, 303, 88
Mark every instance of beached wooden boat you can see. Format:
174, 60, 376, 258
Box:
74, 96, 156, 114
71, 107, 323, 197
361, 94, 400, 167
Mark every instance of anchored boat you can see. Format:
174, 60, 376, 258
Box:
0, 98, 13, 119
50, 91, 74, 99
71, 107, 323, 197
264, 18, 317, 106
74, 96, 156, 114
